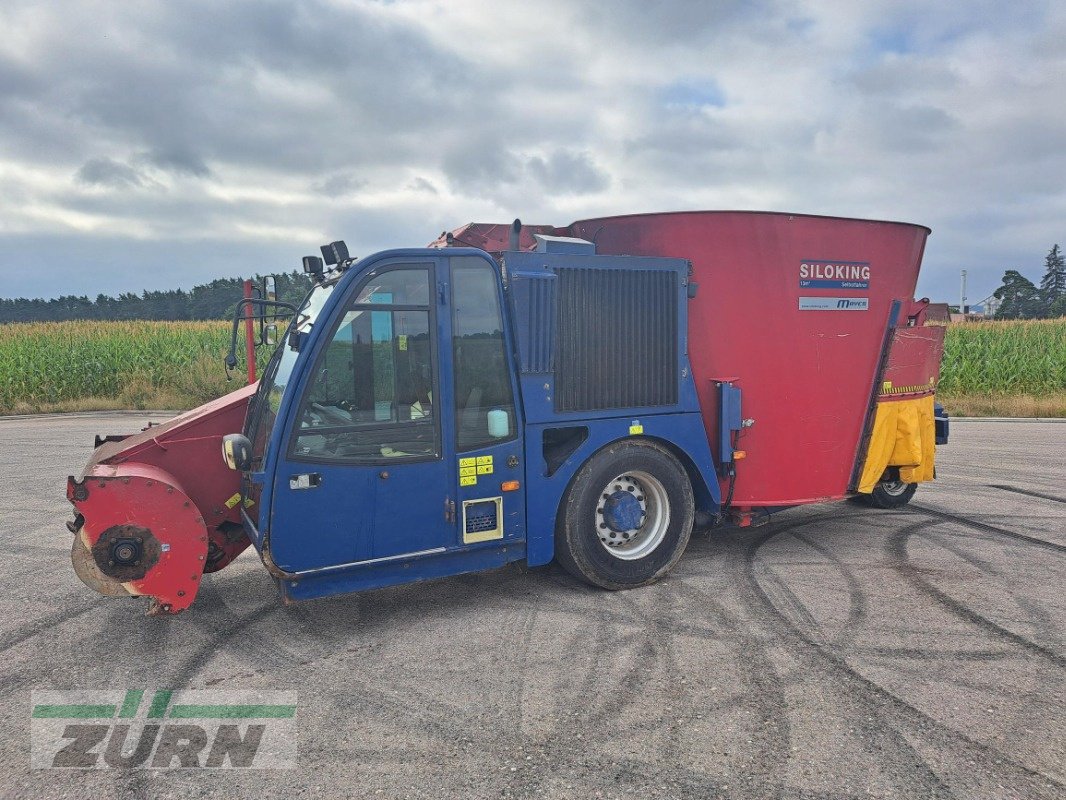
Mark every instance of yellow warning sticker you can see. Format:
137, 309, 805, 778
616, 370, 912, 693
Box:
476, 455, 493, 465
460, 466, 477, 477
459, 457, 476, 467
477, 464, 493, 475
629, 423, 644, 435
398, 335, 408, 351
224, 492, 242, 509
460, 475, 477, 487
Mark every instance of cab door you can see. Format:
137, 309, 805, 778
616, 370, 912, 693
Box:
447, 256, 526, 547
268, 259, 456, 572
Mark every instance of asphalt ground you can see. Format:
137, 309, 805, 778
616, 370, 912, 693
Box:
0, 413, 1062, 799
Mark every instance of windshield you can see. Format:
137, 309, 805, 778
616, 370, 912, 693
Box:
246, 281, 336, 467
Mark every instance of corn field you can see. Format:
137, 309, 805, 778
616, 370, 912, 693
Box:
0, 320, 234, 413
938, 318, 1066, 396
0, 318, 1064, 415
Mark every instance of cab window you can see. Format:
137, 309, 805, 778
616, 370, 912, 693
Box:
291, 266, 438, 462
451, 257, 516, 451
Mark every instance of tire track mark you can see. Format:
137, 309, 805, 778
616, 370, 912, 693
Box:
909, 504, 1066, 553
988, 484, 1066, 504
745, 522, 1065, 794
0, 594, 107, 656
889, 522, 1065, 667
793, 531, 868, 648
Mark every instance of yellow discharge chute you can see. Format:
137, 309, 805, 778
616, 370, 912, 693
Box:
857, 394, 937, 494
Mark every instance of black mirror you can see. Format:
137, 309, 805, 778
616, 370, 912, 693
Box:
222, 433, 253, 471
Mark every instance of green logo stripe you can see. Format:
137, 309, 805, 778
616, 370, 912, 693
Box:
147, 690, 172, 719
168, 704, 296, 719
32, 704, 116, 718
118, 690, 143, 718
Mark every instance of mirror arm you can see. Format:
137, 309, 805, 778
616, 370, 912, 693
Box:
225, 299, 299, 378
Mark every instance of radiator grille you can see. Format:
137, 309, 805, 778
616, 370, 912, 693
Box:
554, 268, 678, 412
508, 273, 556, 373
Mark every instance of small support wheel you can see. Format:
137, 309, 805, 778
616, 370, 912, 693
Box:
555, 440, 694, 589
861, 468, 917, 508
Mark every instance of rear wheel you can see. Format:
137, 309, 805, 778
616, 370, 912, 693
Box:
861, 468, 917, 508
555, 440, 694, 589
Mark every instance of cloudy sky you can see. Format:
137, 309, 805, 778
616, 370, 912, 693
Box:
1, 0, 1063, 304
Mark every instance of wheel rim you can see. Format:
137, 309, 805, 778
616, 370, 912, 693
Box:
594, 470, 671, 560
880, 479, 908, 496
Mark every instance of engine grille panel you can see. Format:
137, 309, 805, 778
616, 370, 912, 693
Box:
554, 268, 678, 412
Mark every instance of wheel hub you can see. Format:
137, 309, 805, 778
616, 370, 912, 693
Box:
594, 471, 670, 561
110, 538, 142, 566
602, 489, 644, 532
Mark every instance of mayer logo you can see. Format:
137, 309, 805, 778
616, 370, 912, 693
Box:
798, 296, 869, 311
799, 260, 870, 290
31, 689, 297, 769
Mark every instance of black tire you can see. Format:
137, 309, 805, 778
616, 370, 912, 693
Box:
555, 439, 695, 590
860, 468, 918, 509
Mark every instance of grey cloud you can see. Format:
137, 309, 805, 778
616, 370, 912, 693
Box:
6, 1, 476, 176
312, 174, 368, 196
441, 140, 522, 194
141, 147, 211, 177
850, 57, 961, 96
408, 177, 439, 194
0, 55, 40, 97
856, 103, 961, 153
1, 0, 1064, 308
75, 157, 145, 188
526, 151, 610, 194
569, 0, 779, 46
441, 144, 609, 199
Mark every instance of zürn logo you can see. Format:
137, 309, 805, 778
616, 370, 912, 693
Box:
31, 690, 297, 769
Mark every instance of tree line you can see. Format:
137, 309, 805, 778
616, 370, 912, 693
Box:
992, 244, 1066, 319
0, 271, 311, 323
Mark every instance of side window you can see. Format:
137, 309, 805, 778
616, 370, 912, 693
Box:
451, 257, 516, 451
292, 266, 438, 462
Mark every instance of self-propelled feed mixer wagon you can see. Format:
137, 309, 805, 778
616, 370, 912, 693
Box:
66, 211, 950, 614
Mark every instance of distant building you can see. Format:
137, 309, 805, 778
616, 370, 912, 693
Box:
949, 299, 995, 323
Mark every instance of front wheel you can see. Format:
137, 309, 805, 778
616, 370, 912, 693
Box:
555, 440, 695, 590
861, 469, 917, 508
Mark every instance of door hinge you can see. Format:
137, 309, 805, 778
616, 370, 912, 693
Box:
444, 497, 456, 524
